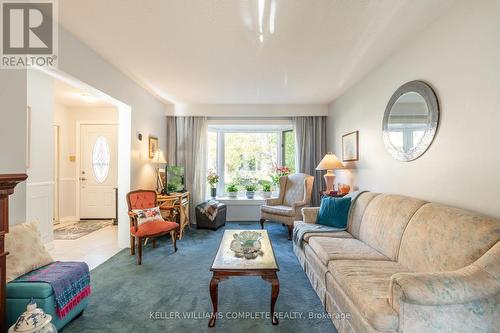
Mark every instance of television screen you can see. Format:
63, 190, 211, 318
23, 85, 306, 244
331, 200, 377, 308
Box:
165, 166, 185, 193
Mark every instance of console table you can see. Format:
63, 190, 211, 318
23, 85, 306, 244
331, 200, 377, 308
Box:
0, 174, 28, 333
157, 192, 190, 239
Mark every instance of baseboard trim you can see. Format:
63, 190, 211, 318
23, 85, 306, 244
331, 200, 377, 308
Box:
59, 216, 79, 222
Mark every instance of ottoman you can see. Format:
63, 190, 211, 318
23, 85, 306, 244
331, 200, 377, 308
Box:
196, 202, 227, 230
6, 281, 88, 330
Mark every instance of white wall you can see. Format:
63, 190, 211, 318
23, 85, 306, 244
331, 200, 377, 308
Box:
168, 104, 328, 117
59, 28, 165, 192
26, 69, 54, 243
1, 27, 166, 248
0, 70, 27, 224
54, 105, 118, 221
328, 0, 500, 218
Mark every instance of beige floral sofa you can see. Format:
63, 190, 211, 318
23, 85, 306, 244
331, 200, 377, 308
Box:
293, 192, 500, 333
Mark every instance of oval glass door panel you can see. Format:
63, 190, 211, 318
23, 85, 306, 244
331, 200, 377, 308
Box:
92, 136, 111, 183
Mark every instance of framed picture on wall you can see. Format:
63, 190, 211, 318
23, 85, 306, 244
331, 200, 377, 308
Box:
149, 135, 159, 159
342, 131, 359, 162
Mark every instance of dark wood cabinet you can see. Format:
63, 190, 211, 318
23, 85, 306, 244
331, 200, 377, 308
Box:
0, 174, 27, 333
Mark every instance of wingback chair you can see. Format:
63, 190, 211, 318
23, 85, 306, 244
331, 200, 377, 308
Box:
127, 190, 179, 265
260, 173, 314, 240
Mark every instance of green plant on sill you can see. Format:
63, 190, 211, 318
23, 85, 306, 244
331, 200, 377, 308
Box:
261, 182, 272, 192
226, 184, 239, 193
245, 184, 257, 192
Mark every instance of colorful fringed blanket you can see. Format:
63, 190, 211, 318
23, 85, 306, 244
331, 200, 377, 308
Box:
13, 261, 91, 318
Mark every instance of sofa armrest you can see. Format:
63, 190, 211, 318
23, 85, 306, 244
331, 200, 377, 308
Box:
390, 264, 500, 307
265, 198, 282, 206
301, 207, 319, 224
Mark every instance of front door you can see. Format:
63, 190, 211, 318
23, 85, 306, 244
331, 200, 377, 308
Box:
79, 124, 118, 219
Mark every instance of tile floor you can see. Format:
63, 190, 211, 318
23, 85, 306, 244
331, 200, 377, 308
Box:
48, 224, 121, 270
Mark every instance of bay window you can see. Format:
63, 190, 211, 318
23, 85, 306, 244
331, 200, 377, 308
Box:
207, 123, 296, 197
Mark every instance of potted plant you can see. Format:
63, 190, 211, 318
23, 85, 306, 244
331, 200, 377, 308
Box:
245, 184, 257, 199
207, 169, 219, 198
270, 166, 291, 196
226, 183, 239, 198
261, 182, 272, 198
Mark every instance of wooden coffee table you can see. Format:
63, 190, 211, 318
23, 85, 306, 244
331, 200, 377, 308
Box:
208, 229, 280, 327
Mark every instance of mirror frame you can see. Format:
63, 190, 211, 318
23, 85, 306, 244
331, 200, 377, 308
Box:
382, 80, 439, 162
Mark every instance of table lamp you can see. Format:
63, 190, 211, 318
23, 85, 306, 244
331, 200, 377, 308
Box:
152, 150, 167, 192
316, 153, 344, 192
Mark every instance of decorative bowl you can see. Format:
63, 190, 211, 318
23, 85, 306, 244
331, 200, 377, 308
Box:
230, 231, 262, 259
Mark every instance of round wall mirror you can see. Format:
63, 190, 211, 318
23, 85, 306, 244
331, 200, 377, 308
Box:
382, 81, 439, 161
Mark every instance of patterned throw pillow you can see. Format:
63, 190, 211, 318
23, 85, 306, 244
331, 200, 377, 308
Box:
5, 221, 54, 282
132, 206, 164, 226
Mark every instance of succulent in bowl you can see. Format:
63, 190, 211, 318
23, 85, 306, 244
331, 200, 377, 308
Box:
230, 231, 263, 258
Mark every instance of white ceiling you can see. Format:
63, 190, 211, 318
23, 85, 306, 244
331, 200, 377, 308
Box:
54, 80, 115, 108
59, 0, 455, 105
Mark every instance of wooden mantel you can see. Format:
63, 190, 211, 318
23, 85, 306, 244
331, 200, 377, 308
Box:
0, 173, 27, 333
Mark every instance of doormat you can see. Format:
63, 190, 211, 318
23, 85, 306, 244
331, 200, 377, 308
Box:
54, 220, 113, 240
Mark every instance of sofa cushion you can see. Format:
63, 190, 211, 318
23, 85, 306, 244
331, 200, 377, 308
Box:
294, 221, 353, 242
261, 205, 295, 216
327, 260, 410, 332
5, 221, 54, 282
347, 192, 380, 238
398, 203, 500, 272
359, 194, 427, 260
303, 231, 352, 242
308, 237, 388, 266
7, 281, 53, 298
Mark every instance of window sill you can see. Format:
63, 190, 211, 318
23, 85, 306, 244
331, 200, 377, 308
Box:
207, 196, 275, 205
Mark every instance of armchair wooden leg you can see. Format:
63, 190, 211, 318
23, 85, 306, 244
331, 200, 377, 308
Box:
130, 236, 135, 255
153, 238, 157, 248
287, 225, 293, 240
137, 237, 142, 265
173, 228, 178, 252
260, 218, 265, 229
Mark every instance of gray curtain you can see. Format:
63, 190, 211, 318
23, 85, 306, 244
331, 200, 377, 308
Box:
166, 116, 208, 220
294, 116, 327, 206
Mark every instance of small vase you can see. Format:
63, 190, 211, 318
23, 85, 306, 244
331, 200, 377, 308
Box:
211, 187, 217, 198
262, 191, 271, 199
246, 191, 255, 199
228, 191, 238, 198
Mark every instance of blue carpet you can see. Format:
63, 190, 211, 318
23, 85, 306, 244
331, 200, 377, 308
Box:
62, 222, 337, 333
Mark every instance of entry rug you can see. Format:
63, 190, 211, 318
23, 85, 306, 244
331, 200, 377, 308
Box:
13, 261, 91, 318
54, 220, 113, 240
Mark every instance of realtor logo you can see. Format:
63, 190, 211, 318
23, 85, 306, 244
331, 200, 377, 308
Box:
1, 0, 57, 68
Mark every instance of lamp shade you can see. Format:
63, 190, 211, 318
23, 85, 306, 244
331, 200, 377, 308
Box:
316, 153, 344, 170
152, 150, 167, 164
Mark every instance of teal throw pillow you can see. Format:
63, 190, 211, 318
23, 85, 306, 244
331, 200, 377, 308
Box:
316, 196, 352, 228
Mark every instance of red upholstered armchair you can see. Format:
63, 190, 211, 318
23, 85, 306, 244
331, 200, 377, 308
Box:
127, 190, 179, 264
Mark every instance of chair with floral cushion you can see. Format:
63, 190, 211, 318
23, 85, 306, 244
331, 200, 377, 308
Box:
127, 190, 179, 265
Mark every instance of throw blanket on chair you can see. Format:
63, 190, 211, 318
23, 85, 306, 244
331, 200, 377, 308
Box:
199, 200, 219, 221
293, 191, 368, 249
13, 261, 91, 318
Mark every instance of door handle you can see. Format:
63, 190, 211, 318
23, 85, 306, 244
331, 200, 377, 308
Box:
80, 177, 87, 181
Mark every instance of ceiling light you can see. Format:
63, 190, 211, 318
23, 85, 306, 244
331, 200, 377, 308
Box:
258, 0, 266, 34
80, 93, 98, 103
270, 0, 276, 34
